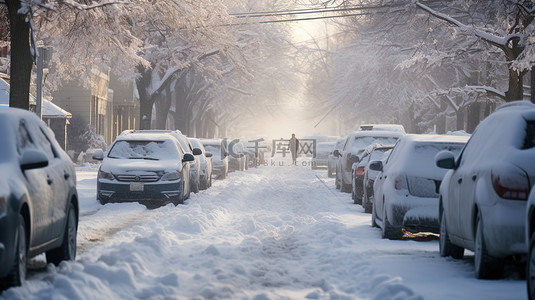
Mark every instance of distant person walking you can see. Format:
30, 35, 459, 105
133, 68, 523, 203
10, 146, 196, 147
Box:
289, 133, 299, 165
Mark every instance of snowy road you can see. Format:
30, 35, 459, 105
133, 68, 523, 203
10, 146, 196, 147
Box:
0, 160, 527, 299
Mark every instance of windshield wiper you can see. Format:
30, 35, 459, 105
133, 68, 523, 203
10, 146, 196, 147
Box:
128, 156, 159, 160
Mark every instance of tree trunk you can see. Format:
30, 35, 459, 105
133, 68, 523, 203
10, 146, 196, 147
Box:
466, 102, 481, 133
505, 67, 523, 102
136, 66, 154, 130
456, 108, 464, 131
6, 0, 32, 109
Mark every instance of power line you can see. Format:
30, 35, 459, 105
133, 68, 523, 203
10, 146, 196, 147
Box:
229, 4, 402, 18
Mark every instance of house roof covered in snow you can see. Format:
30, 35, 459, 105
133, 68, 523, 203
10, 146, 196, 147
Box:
0, 76, 71, 118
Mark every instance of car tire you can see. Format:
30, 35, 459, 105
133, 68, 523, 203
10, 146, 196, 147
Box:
382, 208, 402, 240
3, 215, 27, 289
46, 204, 77, 265
474, 214, 504, 279
371, 202, 378, 228
341, 182, 351, 193
191, 180, 199, 194
528, 234, 535, 300
439, 209, 464, 259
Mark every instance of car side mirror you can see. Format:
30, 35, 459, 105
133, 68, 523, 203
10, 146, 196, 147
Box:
333, 150, 341, 157
20, 149, 49, 171
183, 153, 195, 162
368, 160, 383, 172
92, 149, 104, 161
205, 151, 213, 158
435, 150, 455, 169
192, 148, 202, 156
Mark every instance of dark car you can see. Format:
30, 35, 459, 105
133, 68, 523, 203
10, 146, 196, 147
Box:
0, 108, 79, 289
94, 131, 194, 207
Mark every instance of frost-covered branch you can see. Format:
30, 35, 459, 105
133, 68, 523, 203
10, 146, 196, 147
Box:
415, 2, 522, 50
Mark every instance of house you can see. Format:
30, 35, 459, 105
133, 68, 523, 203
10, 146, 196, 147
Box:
0, 76, 72, 150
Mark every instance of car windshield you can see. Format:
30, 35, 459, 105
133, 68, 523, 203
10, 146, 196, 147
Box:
204, 145, 222, 159
349, 136, 397, 153
107, 140, 178, 160
413, 143, 464, 160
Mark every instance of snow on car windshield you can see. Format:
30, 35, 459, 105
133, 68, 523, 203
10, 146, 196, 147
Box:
107, 140, 178, 160
349, 136, 397, 153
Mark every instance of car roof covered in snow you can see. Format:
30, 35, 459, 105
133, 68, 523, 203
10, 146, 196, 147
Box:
115, 131, 178, 142
347, 130, 405, 139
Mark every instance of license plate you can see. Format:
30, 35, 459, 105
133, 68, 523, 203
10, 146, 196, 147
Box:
130, 182, 144, 192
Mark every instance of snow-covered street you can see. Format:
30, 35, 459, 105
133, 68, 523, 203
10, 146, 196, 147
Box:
0, 160, 526, 300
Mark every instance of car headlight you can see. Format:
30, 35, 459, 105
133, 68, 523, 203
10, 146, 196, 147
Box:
161, 171, 181, 181
98, 169, 114, 180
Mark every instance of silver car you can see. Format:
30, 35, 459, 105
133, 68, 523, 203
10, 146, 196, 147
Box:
0, 108, 78, 288
437, 101, 535, 279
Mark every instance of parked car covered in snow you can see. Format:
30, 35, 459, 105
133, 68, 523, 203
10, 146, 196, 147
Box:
93, 131, 194, 207
527, 188, 535, 300
202, 139, 229, 179
189, 137, 213, 190
335, 131, 403, 192
0, 108, 79, 288
311, 142, 336, 170
362, 145, 393, 213
328, 137, 346, 178
227, 139, 247, 172
371, 134, 468, 240
437, 101, 535, 279
358, 123, 406, 134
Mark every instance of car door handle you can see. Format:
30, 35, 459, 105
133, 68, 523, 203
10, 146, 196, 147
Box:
457, 177, 462, 184
47, 175, 53, 185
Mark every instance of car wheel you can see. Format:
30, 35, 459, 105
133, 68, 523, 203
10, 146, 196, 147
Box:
46, 204, 77, 265
341, 182, 351, 193
528, 234, 535, 300
191, 180, 199, 193
371, 201, 378, 228
363, 189, 372, 213
439, 209, 464, 259
474, 214, 504, 279
3, 215, 27, 289
382, 208, 402, 240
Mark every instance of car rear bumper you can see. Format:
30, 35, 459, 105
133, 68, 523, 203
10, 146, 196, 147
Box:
480, 200, 527, 257
387, 193, 440, 233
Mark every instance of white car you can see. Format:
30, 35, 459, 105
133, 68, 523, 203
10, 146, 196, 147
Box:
371, 134, 468, 239
328, 137, 346, 178
311, 142, 336, 170
202, 139, 229, 179
437, 101, 535, 279
94, 131, 194, 207
189, 137, 213, 190
335, 131, 403, 192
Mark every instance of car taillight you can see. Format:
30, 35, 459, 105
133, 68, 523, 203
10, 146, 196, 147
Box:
355, 167, 365, 177
491, 166, 530, 200
394, 175, 408, 190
